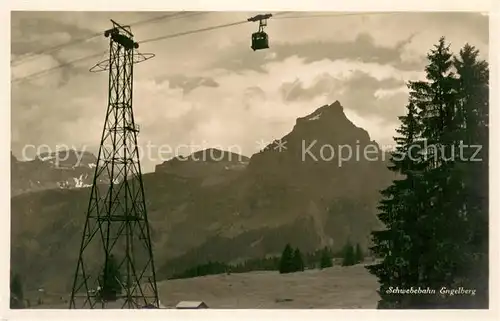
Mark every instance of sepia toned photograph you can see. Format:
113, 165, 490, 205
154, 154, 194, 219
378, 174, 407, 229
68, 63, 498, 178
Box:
10, 10, 490, 310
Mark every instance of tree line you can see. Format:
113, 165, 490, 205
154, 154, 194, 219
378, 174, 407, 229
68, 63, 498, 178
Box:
367, 37, 489, 309
170, 241, 365, 279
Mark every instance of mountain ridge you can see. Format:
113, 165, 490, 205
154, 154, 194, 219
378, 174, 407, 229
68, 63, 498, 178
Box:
11, 101, 393, 293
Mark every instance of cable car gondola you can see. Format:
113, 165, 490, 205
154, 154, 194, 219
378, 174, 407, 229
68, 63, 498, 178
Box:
247, 14, 273, 51
251, 32, 269, 51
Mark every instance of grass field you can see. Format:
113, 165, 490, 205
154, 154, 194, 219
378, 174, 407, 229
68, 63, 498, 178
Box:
157, 263, 379, 309
34, 263, 380, 309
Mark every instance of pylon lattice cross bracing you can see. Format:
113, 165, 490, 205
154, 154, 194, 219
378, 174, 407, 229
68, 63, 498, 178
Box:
69, 21, 159, 309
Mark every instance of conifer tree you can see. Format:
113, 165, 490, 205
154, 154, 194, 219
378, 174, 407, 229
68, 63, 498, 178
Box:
292, 248, 305, 272
341, 242, 356, 267
354, 243, 364, 264
451, 44, 489, 308
320, 246, 333, 269
99, 254, 123, 301
367, 97, 425, 308
279, 243, 294, 274
368, 37, 460, 308
10, 273, 25, 308
367, 37, 489, 309
409, 38, 481, 307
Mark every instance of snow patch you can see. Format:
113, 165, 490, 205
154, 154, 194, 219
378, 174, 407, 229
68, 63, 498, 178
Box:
88, 163, 97, 169
58, 181, 70, 189
38, 155, 54, 161
307, 112, 322, 121
71, 175, 93, 188
73, 174, 88, 188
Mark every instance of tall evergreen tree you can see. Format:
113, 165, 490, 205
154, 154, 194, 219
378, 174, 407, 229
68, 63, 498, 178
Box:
367, 97, 426, 308
451, 44, 489, 308
375, 102, 427, 306
367, 38, 456, 305
367, 37, 489, 309
279, 243, 294, 274
410, 38, 484, 308
341, 242, 356, 267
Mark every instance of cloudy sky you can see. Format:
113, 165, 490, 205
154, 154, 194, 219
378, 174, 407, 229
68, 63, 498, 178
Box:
11, 11, 488, 172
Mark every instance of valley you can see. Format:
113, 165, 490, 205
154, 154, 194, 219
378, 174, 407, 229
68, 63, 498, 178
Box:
10, 101, 392, 298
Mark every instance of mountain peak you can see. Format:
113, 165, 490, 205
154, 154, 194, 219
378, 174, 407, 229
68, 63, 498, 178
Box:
287, 100, 369, 145
297, 101, 345, 123
248, 100, 379, 178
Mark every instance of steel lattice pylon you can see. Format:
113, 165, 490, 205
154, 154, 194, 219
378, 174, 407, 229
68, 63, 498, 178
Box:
69, 20, 158, 309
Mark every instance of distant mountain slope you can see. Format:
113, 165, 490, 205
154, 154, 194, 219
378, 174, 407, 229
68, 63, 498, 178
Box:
11, 150, 106, 196
155, 148, 249, 187
158, 101, 393, 276
11, 101, 394, 293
